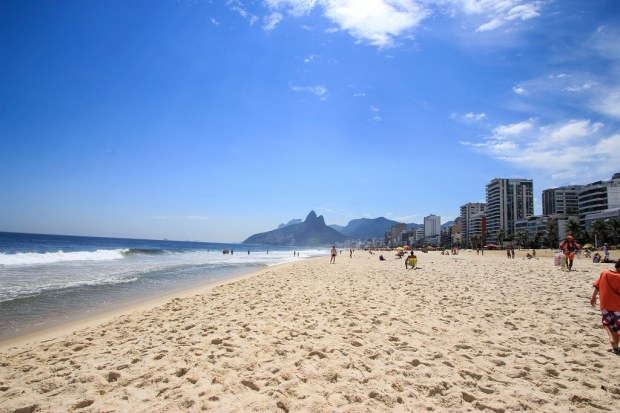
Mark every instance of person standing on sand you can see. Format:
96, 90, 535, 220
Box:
591, 260, 620, 355
330, 246, 337, 264
560, 235, 580, 271
603, 243, 610, 262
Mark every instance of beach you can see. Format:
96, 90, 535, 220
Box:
1, 249, 619, 412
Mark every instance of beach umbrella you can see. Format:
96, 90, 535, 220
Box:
403, 245, 411, 250
395, 247, 404, 250
582, 243, 593, 249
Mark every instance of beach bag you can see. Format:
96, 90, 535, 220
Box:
554, 253, 561, 266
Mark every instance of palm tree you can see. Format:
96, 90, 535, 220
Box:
517, 231, 529, 248
497, 228, 506, 249
592, 220, 609, 248
546, 220, 558, 248
471, 235, 480, 250
566, 219, 582, 241
533, 230, 544, 249
607, 218, 620, 245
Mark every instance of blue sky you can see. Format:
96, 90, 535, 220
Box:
1, 0, 619, 242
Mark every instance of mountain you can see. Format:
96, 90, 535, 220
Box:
277, 219, 302, 229
244, 211, 347, 246
441, 220, 455, 230
333, 217, 401, 240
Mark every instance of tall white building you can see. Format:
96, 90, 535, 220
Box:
486, 178, 534, 243
424, 214, 441, 238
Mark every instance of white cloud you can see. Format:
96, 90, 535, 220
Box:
590, 88, 620, 120
370, 105, 380, 112
447, 0, 542, 32
512, 86, 528, 95
451, 111, 487, 123
461, 118, 618, 181
466, 112, 486, 122
210, 18, 220, 26
304, 54, 319, 63
492, 119, 534, 136
232, 0, 546, 47
263, 12, 283, 31
321, 0, 430, 47
227, 0, 259, 24
262, 0, 430, 48
265, 0, 318, 17
291, 84, 328, 96
542, 119, 603, 145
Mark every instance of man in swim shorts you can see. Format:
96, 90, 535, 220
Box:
591, 260, 620, 354
330, 246, 337, 264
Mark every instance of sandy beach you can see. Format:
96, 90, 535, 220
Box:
1, 249, 619, 412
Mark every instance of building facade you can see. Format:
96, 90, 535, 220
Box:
389, 223, 408, 247
542, 185, 582, 216
485, 178, 534, 243
424, 214, 441, 238
460, 202, 485, 248
469, 212, 487, 246
578, 173, 620, 225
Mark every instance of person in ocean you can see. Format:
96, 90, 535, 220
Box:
330, 246, 337, 264
559, 235, 580, 271
591, 260, 620, 355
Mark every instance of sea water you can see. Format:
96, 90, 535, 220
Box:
0, 232, 326, 339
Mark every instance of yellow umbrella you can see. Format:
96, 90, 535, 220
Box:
582, 244, 593, 249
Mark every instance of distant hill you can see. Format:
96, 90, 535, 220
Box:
244, 211, 346, 246
333, 217, 400, 240
330, 218, 424, 240
278, 219, 302, 229
441, 220, 455, 230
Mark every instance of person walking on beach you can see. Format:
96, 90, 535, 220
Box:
590, 260, 620, 354
330, 246, 337, 264
560, 235, 580, 271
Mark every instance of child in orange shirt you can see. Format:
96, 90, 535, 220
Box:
591, 260, 620, 354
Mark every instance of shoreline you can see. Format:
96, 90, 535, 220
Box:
0, 265, 269, 352
2, 250, 619, 412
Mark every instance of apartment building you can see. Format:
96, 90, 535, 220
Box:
542, 185, 582, 216
485, 178, 534, 243
578, 173, 620, 225
460, 202, 485, 248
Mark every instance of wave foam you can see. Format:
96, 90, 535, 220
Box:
0, 249, 129, 266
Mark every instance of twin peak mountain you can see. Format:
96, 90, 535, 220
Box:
242, 211, 422, 246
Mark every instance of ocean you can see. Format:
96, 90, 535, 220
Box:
0, 232, 325, 340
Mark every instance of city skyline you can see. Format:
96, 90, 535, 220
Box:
2, 1, 620, 242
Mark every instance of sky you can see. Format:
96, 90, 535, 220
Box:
1, 0, 620, 243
